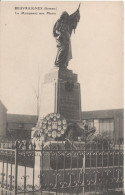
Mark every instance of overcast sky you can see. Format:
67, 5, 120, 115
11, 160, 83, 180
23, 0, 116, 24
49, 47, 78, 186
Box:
0, 1, 124, 115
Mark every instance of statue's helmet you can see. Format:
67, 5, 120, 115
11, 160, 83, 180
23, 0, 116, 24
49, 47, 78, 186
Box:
60, 11, 69, 20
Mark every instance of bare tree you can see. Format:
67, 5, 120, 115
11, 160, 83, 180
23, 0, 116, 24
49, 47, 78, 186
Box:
32, 65, 41, 122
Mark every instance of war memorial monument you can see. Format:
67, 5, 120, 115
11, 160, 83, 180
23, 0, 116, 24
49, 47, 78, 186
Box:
31, 4, 94, 144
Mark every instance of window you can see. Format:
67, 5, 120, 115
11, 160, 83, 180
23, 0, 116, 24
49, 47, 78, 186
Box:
99, 119, 114, 138
94, 120, 99, 134
83, 119, 114, 138
18, 123, 24, 128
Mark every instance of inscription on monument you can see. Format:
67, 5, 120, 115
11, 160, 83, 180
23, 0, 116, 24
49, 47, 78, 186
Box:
58, 82, 81, 121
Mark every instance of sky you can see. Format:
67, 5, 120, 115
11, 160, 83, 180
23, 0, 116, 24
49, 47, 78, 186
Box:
0, 1, 124, 115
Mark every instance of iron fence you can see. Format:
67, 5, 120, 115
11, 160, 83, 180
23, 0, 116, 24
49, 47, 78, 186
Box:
0, 140, 123, 195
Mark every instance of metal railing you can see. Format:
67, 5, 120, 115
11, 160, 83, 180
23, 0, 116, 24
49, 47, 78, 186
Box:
0, 140, 123, 195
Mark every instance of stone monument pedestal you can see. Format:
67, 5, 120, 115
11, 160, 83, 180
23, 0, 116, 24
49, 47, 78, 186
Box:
39, 68, 81, 122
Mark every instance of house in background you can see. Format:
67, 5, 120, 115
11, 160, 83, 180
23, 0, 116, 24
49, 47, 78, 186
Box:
0, 100, 124, 142
7, 114, 37, 140
0, 100, 7, 137
6, 109, 124, 141
82, 109, 124, 142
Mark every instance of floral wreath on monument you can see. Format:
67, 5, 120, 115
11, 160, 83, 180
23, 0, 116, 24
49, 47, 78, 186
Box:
32, 113, 67, 142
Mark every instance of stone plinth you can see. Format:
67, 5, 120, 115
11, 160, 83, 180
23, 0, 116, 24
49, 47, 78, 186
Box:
39, 68, 81, 122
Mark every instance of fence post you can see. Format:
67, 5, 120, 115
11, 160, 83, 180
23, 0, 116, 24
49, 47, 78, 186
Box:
82, 146, 85, 194
15, 140, 18, 195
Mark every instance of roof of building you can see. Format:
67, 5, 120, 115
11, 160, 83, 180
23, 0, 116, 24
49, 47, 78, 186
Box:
7, 114, 37, 124
0, 100, 7, 111
82, 108, 124, 119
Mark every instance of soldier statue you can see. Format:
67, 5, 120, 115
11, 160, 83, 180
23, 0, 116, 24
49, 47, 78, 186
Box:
53, 4, 80, 69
